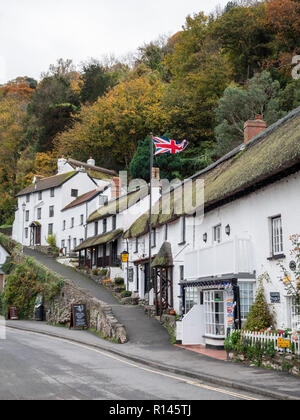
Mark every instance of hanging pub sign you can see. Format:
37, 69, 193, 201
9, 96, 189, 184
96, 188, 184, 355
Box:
270, 292, 281, 304
70, 304, 88, 329
121, 250, 129, 263
8, 306, 18, 320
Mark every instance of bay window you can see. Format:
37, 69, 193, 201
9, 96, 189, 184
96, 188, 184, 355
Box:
204, 290, 225, 337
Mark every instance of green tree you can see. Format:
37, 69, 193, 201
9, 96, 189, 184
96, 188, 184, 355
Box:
243, 273, 275, 331
211, 3, 273, 81
214, 71, 287, 156
80, 59, 127, 104
24, 59, 81, 152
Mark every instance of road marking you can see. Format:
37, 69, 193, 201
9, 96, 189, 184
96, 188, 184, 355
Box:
7, 328, 260, 400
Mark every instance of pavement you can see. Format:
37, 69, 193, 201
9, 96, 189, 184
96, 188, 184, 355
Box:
14, 248, 300, 401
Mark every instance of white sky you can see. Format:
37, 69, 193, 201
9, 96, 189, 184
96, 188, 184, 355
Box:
0, 0, 229, 83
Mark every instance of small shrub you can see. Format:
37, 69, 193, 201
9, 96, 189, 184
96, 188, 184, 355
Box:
121, 290, 132, 298
99, 268, 108, 277
115, 277, 125, 286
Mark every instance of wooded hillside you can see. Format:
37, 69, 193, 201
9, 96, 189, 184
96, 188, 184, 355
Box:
0, 0, 300, 226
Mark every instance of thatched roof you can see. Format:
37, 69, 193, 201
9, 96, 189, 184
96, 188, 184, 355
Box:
125, 106, 300, 239
151, 242, 173, 268
74, 229, 123, 252
87, 186, 149, 223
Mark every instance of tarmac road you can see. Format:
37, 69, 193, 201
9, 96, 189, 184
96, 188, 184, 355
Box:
0, 328, 269, 401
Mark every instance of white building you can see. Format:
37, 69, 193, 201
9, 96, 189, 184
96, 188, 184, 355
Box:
12, 157, 117, 250
124, 108, 300, 348
74, 172, 161, 281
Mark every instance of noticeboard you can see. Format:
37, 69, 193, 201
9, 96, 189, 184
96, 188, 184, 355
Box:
71, 304, 88, 329
270, 292, 280, 304
8, 306, 18, 320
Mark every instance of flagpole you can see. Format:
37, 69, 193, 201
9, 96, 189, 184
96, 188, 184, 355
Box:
149, 133, 153, 297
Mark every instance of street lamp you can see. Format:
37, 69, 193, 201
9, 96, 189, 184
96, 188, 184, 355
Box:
225, 224, 231, 236
121, 249, 129, 291
121, 250, 129, 263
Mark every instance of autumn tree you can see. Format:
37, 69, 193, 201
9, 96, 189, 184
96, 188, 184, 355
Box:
55, 73, 168, 169
211, 2, 272, 81
24, 59, 81, 152
163, 13, 232, 152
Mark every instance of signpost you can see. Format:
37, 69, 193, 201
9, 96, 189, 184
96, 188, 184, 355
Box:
70, 304, 88, 329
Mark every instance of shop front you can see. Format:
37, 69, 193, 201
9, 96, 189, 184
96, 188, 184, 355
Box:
178, 278, 241, 349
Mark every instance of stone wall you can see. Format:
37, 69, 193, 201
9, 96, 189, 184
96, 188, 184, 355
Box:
46, 278, 128, 344
228, 350, 300, 376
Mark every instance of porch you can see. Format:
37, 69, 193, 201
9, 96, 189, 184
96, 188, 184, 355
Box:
76, 228, 123, 269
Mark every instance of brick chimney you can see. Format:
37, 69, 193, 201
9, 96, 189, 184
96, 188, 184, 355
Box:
111, 177, 121, 199
244, 115, 266, 144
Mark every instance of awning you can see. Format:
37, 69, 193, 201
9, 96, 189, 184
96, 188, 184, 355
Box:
180, 277, 238, 289
74, 228, 123, 252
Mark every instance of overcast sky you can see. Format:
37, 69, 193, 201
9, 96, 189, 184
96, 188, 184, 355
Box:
0, 0, 229, 83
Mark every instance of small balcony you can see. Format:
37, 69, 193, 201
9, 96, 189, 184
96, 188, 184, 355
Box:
184, 237, 255, 280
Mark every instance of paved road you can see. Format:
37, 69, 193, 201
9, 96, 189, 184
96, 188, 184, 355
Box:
0, 329, 267, 401
24, 248, 171, 346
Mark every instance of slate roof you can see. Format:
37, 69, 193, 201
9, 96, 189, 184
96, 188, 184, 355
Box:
61, 186, 108, 211
125, 105, 300, 239
16, 171, 78, 197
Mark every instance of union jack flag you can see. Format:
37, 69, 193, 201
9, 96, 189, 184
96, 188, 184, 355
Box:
153, 137, 188, 155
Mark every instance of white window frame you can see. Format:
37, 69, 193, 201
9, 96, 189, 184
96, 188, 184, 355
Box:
291, 297, 300, 331
204, 290, 225, 337
271, 216, 283, 256
185, 287, 198, 314
213, 224, 221, 244
239, 281, 255, 320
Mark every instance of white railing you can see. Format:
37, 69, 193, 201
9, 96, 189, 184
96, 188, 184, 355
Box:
184, 237, 255, 279
233, 330, 300, 356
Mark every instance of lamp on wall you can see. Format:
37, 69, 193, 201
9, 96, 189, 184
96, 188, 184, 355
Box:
203, 233, 207, 243
225, 224, 231, 236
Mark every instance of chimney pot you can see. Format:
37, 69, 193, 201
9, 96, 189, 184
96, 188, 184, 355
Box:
87, 157, 96, 167
244, 115, 266, 144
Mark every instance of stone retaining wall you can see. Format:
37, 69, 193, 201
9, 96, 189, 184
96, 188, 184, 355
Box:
46, 278, 128, 344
